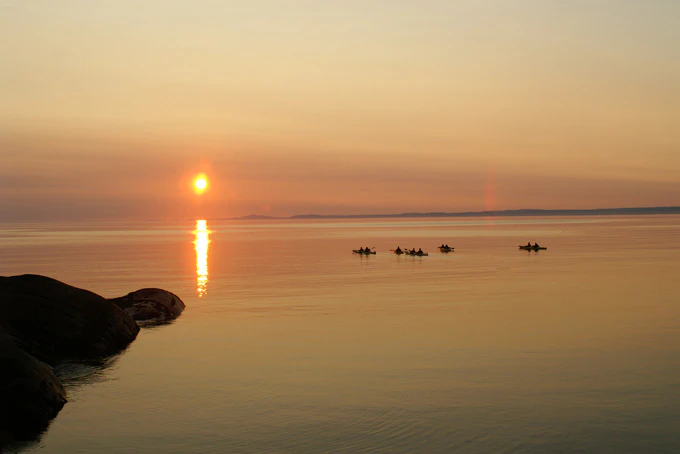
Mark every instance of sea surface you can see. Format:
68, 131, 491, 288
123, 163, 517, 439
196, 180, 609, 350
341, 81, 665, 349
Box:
1, 215, 679, 453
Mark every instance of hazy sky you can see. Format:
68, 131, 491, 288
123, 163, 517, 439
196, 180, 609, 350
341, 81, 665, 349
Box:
1, 0, 679, 221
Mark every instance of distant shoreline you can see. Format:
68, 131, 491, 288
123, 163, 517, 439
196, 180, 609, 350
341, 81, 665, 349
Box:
225, 206, 680, 221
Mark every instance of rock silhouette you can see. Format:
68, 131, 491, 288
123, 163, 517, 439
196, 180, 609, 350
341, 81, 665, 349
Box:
0, 274, 185, 448
108, 288, 186, 324
0, 331, 67, 445
0, 275, 140, 363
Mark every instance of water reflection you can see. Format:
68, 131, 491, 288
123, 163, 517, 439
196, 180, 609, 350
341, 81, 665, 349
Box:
193, 220, 211, 297
54, 355, 122, 387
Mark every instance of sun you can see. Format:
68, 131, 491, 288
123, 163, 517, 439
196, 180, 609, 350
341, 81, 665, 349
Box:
193, 174, 208, 194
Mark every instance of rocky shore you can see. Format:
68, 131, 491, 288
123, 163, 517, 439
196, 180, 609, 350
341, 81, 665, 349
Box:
0, 274, 185, 448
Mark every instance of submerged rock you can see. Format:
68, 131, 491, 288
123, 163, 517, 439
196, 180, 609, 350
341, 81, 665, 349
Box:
109, 288, 186, 324
0, 274, 140, 363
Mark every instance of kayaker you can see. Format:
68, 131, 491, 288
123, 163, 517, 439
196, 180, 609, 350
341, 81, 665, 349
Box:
395, 246, 402, 253
417, 248, 423, 254
365, 246, 371, 252
534, 242, 540, 248
445, 244, 450, 248
358, 247, 365, 253
440, 243, 445, 249
526, 242, 532, 247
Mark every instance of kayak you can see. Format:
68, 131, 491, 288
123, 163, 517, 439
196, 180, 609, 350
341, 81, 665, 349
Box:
404, 251, 429, 256
353, 249, 376, 255
438, 246, 454, 252
519, 245, 547, 250
391, 249, 404, 255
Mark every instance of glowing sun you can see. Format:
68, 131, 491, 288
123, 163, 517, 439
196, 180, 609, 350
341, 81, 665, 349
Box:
194, 174, 208, 194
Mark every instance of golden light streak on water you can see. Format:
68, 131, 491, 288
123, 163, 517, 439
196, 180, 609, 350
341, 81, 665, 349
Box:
193, 219, 210, 297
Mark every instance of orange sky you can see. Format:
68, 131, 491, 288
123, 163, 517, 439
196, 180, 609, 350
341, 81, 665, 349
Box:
1, 1, 679, 221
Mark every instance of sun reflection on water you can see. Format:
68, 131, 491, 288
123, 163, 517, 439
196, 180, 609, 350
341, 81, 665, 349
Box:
193, 219, 210, 297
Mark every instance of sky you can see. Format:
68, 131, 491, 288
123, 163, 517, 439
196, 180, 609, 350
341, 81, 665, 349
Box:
1, 0, 679, 221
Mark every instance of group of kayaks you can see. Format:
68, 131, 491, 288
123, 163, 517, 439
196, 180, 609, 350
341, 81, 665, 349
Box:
353, 243, 547, 255
352, 248, 377, 255
392, 248, 430, 256
518, 243, 547, 251
352, 244, 454, 256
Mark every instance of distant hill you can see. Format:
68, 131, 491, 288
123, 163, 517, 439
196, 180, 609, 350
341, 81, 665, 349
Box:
222, 206, 680, 221
290, 206, 680, 220
228, 214, 281, 220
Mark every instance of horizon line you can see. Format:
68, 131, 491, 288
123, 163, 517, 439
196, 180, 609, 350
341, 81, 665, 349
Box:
221, 205, 680, 221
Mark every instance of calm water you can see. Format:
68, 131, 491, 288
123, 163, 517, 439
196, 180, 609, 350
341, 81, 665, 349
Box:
2, 216, 679, 453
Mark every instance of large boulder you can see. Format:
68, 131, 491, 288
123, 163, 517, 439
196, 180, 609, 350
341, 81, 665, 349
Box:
0, 275, 185, 449
0, 331, 67, 446
108, 288, 186, 324
0, 274, 140, 363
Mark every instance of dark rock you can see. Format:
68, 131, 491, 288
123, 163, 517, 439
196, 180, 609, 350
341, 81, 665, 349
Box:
0, 275, 185, 448
0, 274, 140, 363
109, 288, 186, 324
0, 330, 66, 446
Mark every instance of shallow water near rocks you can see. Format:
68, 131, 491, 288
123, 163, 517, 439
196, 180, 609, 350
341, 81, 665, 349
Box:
2, 215, 679, 453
